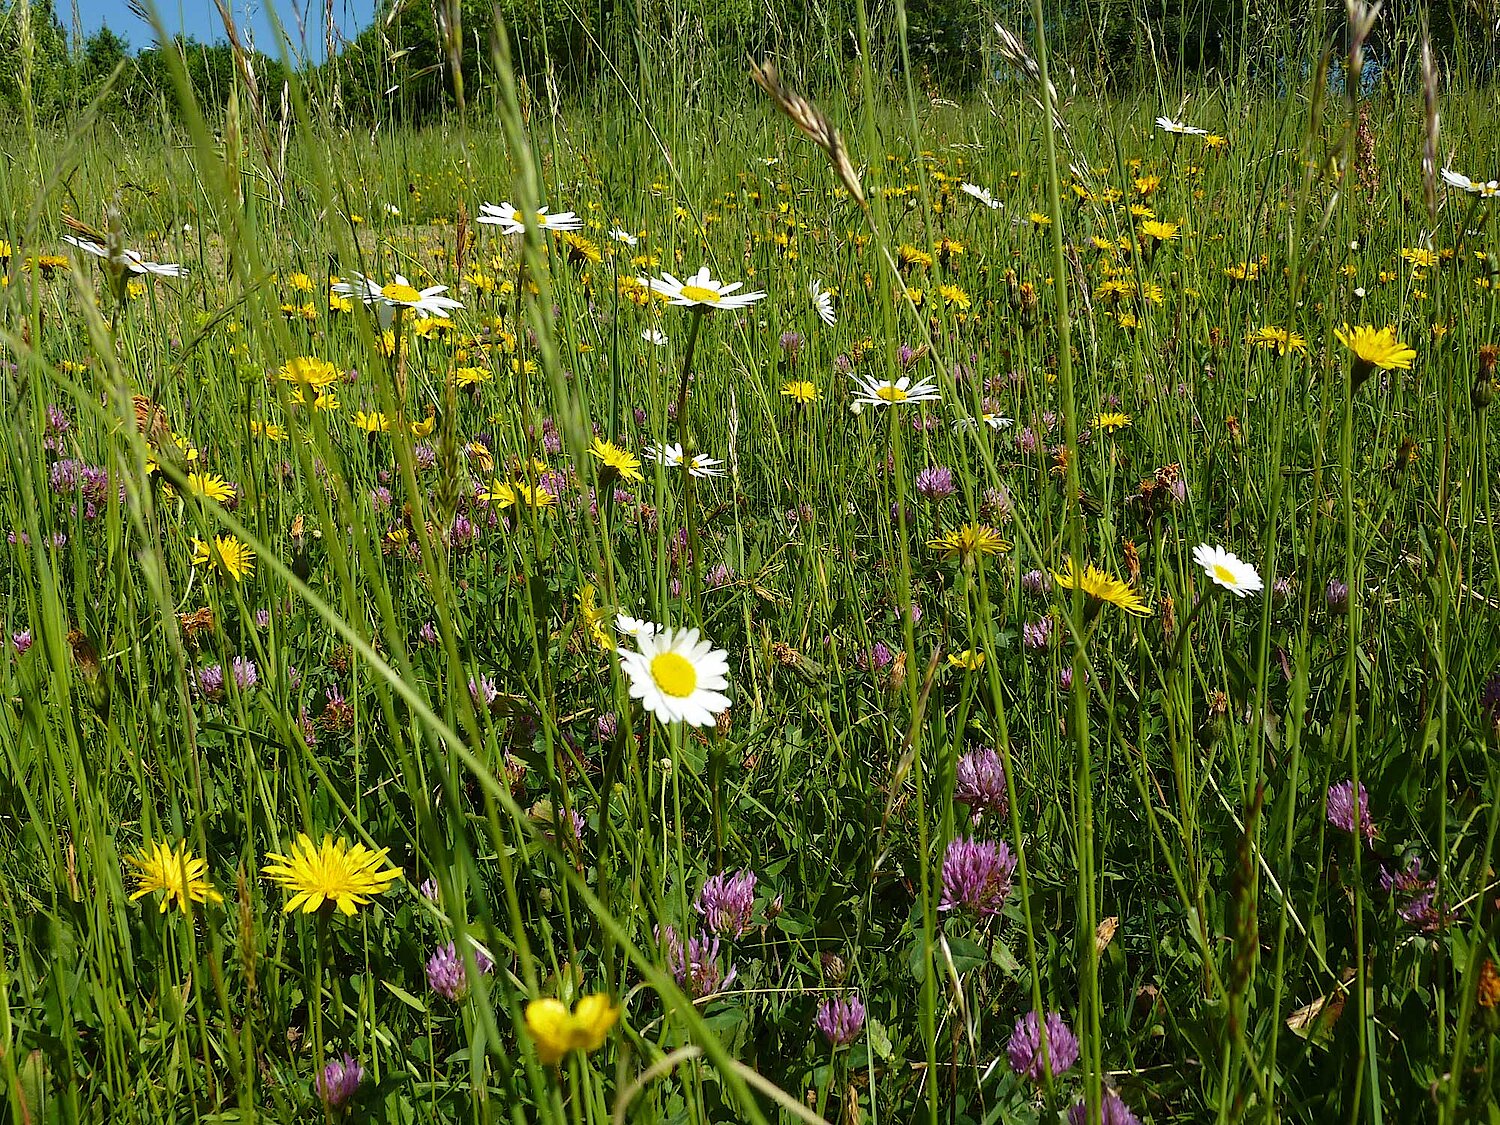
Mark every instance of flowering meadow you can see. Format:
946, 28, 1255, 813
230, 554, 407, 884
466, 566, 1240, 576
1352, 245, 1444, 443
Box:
3, 3, 1500, 1122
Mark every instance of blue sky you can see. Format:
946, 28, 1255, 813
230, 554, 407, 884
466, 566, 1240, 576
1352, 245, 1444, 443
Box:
63, 0, 380, 61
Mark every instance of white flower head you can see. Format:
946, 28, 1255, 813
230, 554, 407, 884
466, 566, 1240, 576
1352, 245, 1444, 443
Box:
615, 614, 657, 642
63, 235, 186, 278
332, 272, 463, 320
618, 625, 730, 727
809, 280, 836, 326
609, 227, 640, 245
640, 266, 765, 311
850, 372, 942, 408
954, 411, 1013, 432
1441, 168, 1500, 198
1192, 544, 1263, 598
642, 327, 668, 346
646, 442, 725, 478
1156, 115, 1208, 136
476, 202, 584, 234
960, 182, 1001, 209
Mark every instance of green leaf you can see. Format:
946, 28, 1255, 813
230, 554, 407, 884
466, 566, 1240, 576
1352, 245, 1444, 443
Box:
381, 979, 428, 1014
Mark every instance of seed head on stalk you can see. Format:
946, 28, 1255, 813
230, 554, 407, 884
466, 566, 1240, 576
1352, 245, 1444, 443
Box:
748, 58, 864, 208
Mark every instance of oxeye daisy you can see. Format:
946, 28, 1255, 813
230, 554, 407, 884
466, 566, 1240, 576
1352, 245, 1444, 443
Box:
1440, 168, 1500, 198
618, 625, 731, 728
640, 266, 766, 311
62, 235, 186, 277
125, 840, 223, 914
476, 202, 584, 234
524, 993, 619, 1065
953, 410, 1014, 432
191, 534, 254, 581
261, 832, 403, 916
809, 279, 837, 325
1052, 558, 1151, 617
851, 372, 942, 408
645, 442, 726, 478
1155, 115, 1208, 136
615, 614, 657, 642
333, 272, 463, 320
1192, 544, 1264, 598
960, 182, 1001, 209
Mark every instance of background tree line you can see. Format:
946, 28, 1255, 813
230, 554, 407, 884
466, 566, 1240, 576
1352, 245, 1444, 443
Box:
3, 0, 1499, 129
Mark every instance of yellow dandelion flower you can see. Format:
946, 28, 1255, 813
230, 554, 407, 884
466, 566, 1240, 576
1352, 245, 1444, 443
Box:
454, 365, 491, 387
1247, 326, 1308, 355
1052, 558, 1151, 617
525, 993, 619, 1065
1093, 411, 1132, 432
938, 283, 972, 310
261, 833, 402, 916
178, 472, 233, 506
352, 410, 392, 434
279, 356, 341, 391
780, 380, 821, 404
1334, 323, 1415, 383
191, 535, 254, 582
589, 438, 643, 483
1138, 219, 1179, 242
576, 584, 612, 650
126, 840, 223, 915
250, 420, 288, 441
927, 522, 1011, 560
897, 244, 934, 271
466, 441, 495, 472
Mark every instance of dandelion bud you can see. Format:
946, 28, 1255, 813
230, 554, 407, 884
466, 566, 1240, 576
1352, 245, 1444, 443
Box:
1474, 345, 1498, 411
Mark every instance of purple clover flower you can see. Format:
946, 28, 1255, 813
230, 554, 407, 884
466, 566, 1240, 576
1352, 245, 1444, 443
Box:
939, 838, 1016, 916
231, 657, 258, 692
1326, 780, 1376, 841
317, 1054, 363, 1111
954, 747, 1008, 816
915, 465, 956, 501
696, 870, 756, 938
197, 664, 226, 701
426, 940, 494, 1001
469, 674, 499, 711
1007, 1010, 1079, 1083
658, 924, 737, 998
815, 993, 866, 1047
1022, 618, 1052, 650
1068, 1092, 1141, 1125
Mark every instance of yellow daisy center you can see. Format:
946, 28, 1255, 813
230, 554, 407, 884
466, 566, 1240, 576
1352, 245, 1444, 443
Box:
381, 282, 422, 304
650, 651, 698, 698
1213, 564, 1238, 585
876, 384, 908, 402
679, 284, 721, 304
